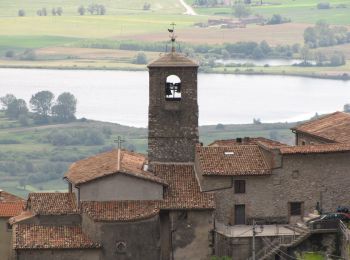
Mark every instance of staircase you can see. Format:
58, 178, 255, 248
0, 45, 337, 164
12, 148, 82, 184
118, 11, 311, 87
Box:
248, 225, 311, 260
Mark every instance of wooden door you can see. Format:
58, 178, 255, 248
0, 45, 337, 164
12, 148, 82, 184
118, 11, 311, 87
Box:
234, 204, 245, 225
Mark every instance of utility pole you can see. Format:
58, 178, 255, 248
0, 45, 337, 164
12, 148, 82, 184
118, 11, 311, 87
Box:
114, 136, 125, 149
252, 219, 264, 260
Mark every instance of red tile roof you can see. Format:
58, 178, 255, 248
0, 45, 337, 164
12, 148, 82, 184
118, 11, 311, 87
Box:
196, 145, 271, 176
292, 112, 350, 143
13, 224, 100, 249
0, 190, 23, 202
209, 137, 288, 149
82, 164, 214, 222
27, 193, 78, 215
0, 202, 24, 217
280, 143, 350, 155
82, 201, 160, 222
148, 52, 198, 67
154, 164, 215, 209
65, 149, 167, 186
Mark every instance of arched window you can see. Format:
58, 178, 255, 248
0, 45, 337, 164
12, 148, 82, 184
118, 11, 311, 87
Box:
165, 75, 181, 101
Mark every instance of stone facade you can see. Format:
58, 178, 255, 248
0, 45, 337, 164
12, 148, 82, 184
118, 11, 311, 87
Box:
197, 149, 350, 226
295, 132, 333, 145
148, 65, 199, 164
0, 218, 12, 260
82, 214, 161, 260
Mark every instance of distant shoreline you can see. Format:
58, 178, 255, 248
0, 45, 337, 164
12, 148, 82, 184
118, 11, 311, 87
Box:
0, 65, 349, 81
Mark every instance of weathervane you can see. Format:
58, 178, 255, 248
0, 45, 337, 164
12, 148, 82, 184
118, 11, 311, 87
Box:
168, 22, 177, 52
114, 136, 125, 149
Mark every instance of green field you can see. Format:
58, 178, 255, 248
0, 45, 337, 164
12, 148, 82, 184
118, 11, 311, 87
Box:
190, 0, 350, 25
0, 0, 185, 16
0, 111, 295, 198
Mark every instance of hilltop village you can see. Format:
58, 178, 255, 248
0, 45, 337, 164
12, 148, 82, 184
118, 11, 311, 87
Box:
1, 47, 350, 260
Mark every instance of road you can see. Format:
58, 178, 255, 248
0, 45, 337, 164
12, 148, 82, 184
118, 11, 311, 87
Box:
179, 0, 197, 15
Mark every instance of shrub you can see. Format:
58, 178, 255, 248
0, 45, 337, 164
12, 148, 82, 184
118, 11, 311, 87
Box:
18, 9, 25, 16
5, 50, 15, 58
133, 52, 148, 64
317, 2, 330, 9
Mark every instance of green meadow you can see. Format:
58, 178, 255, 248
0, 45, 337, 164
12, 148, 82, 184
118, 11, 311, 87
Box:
190, 0, 350, 25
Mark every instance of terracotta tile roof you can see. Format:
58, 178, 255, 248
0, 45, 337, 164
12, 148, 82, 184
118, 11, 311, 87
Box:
27, 192, 78, 215
0, 190, 23, 202
196, 145, 271, 176
280, 143, 350, 155
82, 201, 160, 222
81, 164, 214, 222
0, 202, 24, 217
209, 137, 288, 149
13, 224, 101, 249
292, 112, 350, 143
65, 149, 167, 186
147, 52, 198, 67
154, 164, 215, 209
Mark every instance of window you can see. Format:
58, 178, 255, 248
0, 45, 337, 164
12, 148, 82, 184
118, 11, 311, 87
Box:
165, 75, 181, 101
234, 180, 245, 194
290, 202, 302, 216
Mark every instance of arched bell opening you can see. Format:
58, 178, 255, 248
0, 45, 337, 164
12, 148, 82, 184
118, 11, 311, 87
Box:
165, 75, 181, 101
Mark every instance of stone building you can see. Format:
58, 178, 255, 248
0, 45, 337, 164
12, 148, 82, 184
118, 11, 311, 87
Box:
0, 190, 23, 260
10, 50, 215, 260
194, 113, 350, 259
292, 111, 350, 145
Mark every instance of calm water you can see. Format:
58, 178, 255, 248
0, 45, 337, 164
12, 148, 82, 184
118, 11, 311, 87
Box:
0, 68, 350, 127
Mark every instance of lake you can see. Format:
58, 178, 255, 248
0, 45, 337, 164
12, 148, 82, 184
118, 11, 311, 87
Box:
0, 68, 350, 127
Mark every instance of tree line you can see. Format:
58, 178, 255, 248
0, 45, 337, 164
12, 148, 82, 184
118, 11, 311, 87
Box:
0, 91, 77, 125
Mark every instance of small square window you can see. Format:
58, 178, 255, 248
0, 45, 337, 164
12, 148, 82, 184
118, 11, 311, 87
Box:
290, 202, 302, 216
234, 180, 245, 194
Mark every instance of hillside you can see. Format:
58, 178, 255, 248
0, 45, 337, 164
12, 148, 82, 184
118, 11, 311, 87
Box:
0, 111, 295, 197
0, 0, 349, 80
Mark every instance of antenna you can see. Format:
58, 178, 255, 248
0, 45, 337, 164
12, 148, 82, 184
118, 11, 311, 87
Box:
168, 22, 177, 52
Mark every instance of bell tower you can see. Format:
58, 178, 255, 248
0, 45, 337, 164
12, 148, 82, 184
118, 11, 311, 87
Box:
147, 28, 199, 165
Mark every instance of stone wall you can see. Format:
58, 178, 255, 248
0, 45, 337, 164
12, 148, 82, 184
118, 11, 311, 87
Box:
295, 132, 331, 145
0, 218, 12, 260
148, 67, 198, 164
15, 249, 101, 260
82, 214, 160, 260
212, 176, 277, 225
273, 152, 350, 218
170, 210, 214, 260
79, 173, 163, 201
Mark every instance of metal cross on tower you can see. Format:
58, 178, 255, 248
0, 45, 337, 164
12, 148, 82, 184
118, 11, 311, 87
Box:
114, 136, 125, 149
168, 22, 177, 52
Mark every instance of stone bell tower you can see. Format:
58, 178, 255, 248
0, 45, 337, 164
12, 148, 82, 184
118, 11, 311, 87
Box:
147, 30, 199, 165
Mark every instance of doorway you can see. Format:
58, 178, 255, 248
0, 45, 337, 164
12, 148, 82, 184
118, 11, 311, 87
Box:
234, 204, 246, 225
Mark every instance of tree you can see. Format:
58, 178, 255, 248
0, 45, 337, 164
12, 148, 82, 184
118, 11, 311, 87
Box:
315, 51, 327, 65
252, 46, 264, 59
52, 92, 77, 122
133, 52, 148, 64
0, 94, 16, 110
259, 41, 271, 55
330, 52, 346, 66
5, 50, 15, 58
300, 45, 311, 64
7, 99, 28, 119
98, 5, 106, 15
18, 9, 25, 17
143, 2, 151, 10
41, 7, 47, 16
52, 8, 57, 16
30, 91, 54, 122
78, 6, 85, 15
56, 7, 63, 16
233, 3, 251, 19
344, 104, 350, 113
